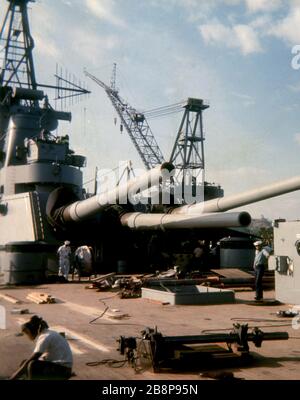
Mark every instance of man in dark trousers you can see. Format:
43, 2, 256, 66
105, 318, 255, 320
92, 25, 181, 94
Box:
253, 240, 272, 301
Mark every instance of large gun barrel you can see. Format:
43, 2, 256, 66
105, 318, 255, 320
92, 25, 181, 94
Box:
172, 175, 300, 214
53, 165, 300, 231
61, 162, 174, 223
120, 211, 251, 230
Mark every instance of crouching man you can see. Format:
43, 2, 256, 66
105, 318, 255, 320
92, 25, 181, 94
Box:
10, 315, 73, 380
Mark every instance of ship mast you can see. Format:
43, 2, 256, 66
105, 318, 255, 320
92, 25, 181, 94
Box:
0, 0, 37, 90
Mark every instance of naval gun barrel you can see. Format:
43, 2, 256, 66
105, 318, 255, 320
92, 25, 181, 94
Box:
162, 331, 289, 345
62, 162, 174, 223
172, 175, 300, 214
120, 211, 251, 230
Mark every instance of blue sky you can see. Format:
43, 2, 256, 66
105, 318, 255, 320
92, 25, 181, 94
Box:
1, 0, 300, 219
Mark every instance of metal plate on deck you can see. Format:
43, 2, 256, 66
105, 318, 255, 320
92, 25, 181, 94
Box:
142, 285, 235, 305
211, 268, 253, 279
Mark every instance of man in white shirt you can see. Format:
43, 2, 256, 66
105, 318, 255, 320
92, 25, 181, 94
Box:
10, 315, 73, 380
74, 245, 93, 278
253, 240, 272, 301
57, 240, 72, 281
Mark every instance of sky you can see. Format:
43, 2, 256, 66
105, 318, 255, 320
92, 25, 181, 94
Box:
1, 0, 300, 220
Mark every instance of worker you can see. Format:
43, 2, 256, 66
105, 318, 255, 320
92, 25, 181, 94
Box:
189, 240, 206, 271
253, 240, 272, 301
74, 245, 93, 279
209, 241, 220, 268
9, 315, 73, 380
57, 240, 72, 282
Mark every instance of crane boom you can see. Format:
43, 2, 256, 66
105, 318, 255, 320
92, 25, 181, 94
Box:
84, 69, 165, 170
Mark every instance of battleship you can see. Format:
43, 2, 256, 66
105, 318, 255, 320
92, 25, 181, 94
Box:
0, 0, 300, 383
1, 0, 300, 285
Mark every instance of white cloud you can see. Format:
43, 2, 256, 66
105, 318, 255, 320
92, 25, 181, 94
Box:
200, 22, 232, 44
85, 0, 126, 27
71, 27, 120, 66
245, 0, 283, 13
30, 3, 62, 60
207, 165, 273, 203
199, 21, 262, 55
149, 0, 234, 23
249, 14, 273, 30
233, 24, 262, 54
268, 6, 300, 45
231, 91, 255, 106
62, 0, 72, 6
34, 34, 61, 59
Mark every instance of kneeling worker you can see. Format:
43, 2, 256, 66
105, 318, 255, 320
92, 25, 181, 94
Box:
10, 315, 73, 380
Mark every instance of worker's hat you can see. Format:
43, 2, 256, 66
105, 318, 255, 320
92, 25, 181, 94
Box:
253, 240, 263, 247
64, 240, 70, 245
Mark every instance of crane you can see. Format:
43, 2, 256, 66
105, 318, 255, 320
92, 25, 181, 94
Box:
84, 66, 165, 170
85, 66, 223, 202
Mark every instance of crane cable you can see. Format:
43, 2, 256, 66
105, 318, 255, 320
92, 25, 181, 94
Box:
143, 101, 185, 120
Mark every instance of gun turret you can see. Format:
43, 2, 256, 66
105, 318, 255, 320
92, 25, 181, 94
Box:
49, 171, 300, 232
55, 162, 174, 225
